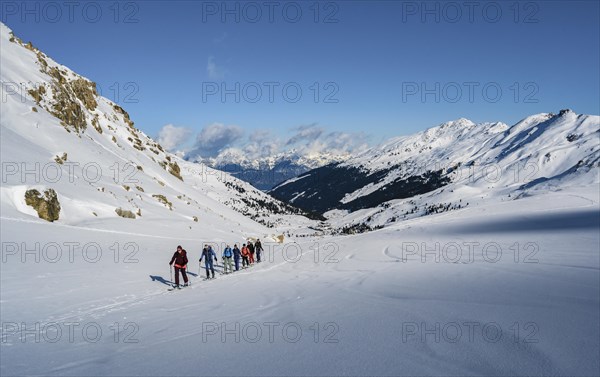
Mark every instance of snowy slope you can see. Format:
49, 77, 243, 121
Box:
271, 113, 599, 233
1, 185, 598, 376
0, 22, 311, 238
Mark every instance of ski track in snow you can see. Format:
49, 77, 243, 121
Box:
29, 241, 323, 326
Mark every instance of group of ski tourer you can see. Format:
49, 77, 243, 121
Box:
168, 239, 264, 289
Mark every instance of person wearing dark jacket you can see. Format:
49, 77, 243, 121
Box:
233, 244, 241, 271
200, 245, 217, 279
255, 239, 264, 263
248, 241, 255, 264
169, 245, 189, 288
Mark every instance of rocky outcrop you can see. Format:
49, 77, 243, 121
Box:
25, 189, 61, 222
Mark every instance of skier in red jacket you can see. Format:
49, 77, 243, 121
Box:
241, 244, 250, 268
169, 245, 189, 288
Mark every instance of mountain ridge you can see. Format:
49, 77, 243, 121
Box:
270, 109, 599, 233
0, 22, 313, 239
191, 149, 350, 190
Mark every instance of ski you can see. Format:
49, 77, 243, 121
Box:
168, 283, 191, 291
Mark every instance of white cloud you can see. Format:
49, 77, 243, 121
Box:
183, 122, 370, 163
243, 129, 280, 160
284, 124, 369, 157
286, 124, 323, 146
207, 56, 225, 79
157, 124, 193, 151
189, 123, 244, 158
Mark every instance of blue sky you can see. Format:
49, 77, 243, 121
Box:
3, 0, 599, 157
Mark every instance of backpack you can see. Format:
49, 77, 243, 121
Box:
224, 248, 232, 258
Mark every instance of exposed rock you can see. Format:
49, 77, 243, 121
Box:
28, 53, 97, 133
92, 115, 102, 133
559, 109, 573, 116
36, 51, 48, 71
71, 79, 98, 111
112, 104, 135, 129
28, 85, 46, 104
168, 161, 183, 181
54, 152, 67, 165
25, 188, 61, 222
50, 81, 88, 132
115, 208, 136, 219
152, 194, 173, 210
48, 66, 66, 84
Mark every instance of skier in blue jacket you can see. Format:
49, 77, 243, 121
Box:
200, 245, 217, 279
222, 245, 233, 274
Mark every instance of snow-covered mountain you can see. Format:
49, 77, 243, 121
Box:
0, 22, 312, 238
271, 114, 599, 233
193, 149, 349, 191
2, 22, 599, 377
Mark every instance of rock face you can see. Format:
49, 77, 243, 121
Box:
24, 189, 61, 222
152, 194, 173, 210
168, 161, 183, 181
115, 208, 136, 219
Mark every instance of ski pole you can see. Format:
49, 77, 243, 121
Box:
170, 265, 173, 284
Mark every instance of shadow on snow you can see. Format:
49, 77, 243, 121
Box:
440, 209, 600, 234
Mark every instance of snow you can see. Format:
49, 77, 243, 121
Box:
272, 173, 310, 188
289, 190, 306, 203
1, 21, 599, 376
203, 148, 350, 172
1, 186, 598, 376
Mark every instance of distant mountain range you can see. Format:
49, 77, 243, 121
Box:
270, 113, 599, 233
193, 150, 350, 190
